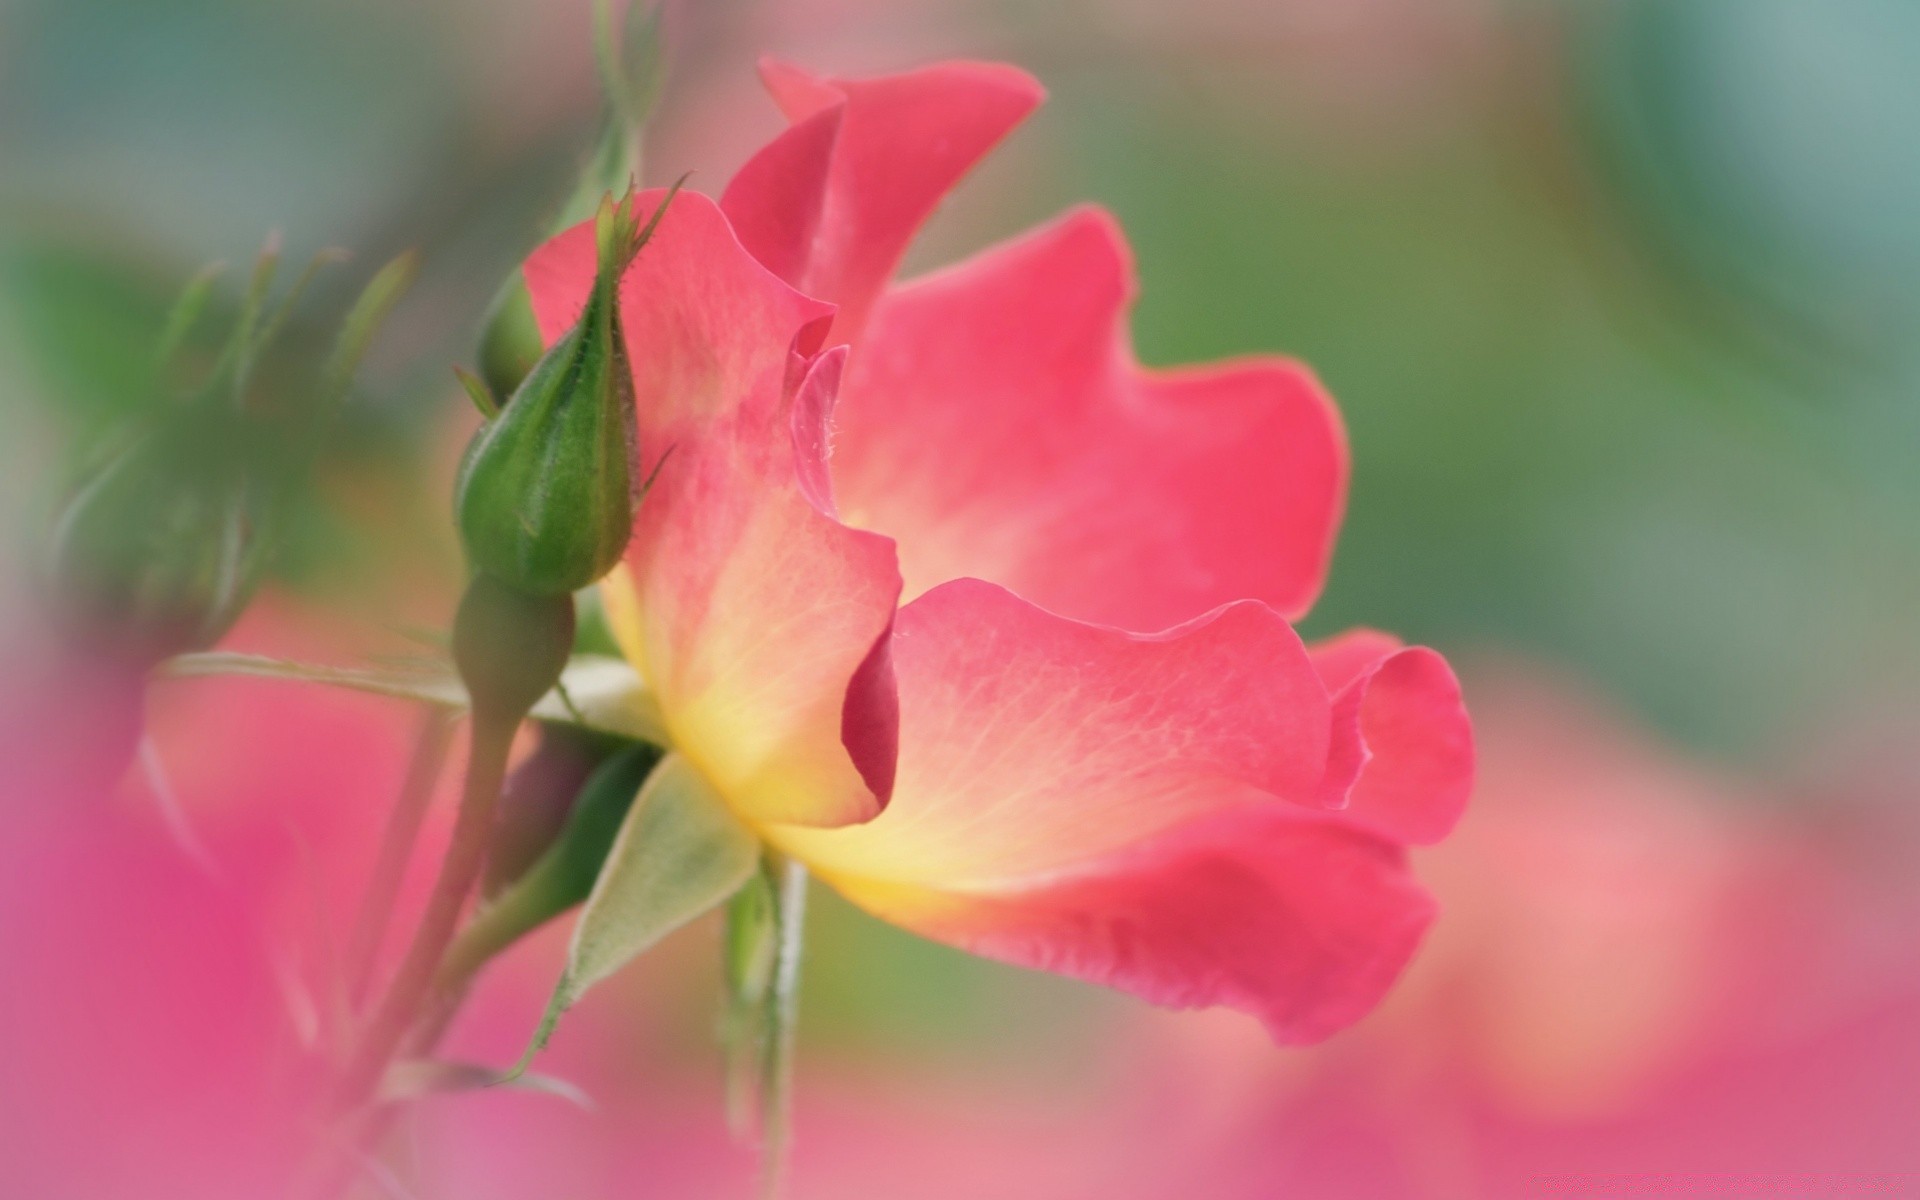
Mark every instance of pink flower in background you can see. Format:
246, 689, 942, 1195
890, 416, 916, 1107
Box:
0, 600, 453, 1199
0, 52, 1473, 1200
1100, 665, 1920, 1199
405, 666, 1920, 1199
11, 1, 1919, 1194
522, 59, 1473, 1042
17, 642, 1904, 1200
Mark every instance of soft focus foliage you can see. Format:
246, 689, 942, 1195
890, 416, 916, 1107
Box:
5, 0, 1920, 1196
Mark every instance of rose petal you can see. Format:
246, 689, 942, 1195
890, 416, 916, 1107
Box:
720, 57, 1044, 346
1312, 629, 1474, 846
524, 194, 902, 827
832, 206, 1348, 629
720, 103, 842, 290
832, 804, 1436, 1046
768, 580, 1433, 1042
771, 577, 1329, 887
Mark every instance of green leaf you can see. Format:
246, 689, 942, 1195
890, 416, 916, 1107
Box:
325, 250, 419, 400
439, 742, 664, 984
153, 261, 228, 373
502, 754, 757, 1080
477, 273, 543, 400
246, 247, 349, 387
159, 649, 468, 706
380, 1059, 591, 1110
211, 232, 283, 396
521, 742, 664, 908
158, 650, 666, 743
453, 365, 500, 420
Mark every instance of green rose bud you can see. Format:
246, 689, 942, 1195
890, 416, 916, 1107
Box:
455, 188, 676, 596
476, 273, 543, 401
45, 422, 263, 663
41, 243, 414, 666
476, 0, 666, 401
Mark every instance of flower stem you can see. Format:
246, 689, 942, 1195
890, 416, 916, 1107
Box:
399, 874, 564, 1058
344, 706, 457, 1010
333, 705, 518, 1109
758, 858, 809, 1200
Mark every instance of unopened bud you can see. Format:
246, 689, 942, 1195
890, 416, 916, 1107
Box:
45, 427, 261, 663
477, 275, 543, 401
42, 244, 414, 667
455, 190, 673, 596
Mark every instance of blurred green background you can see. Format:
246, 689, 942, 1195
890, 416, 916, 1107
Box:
5, 0, 1920, 1068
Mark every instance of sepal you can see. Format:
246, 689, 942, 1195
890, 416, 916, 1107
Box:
501, 754, 759, 1080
